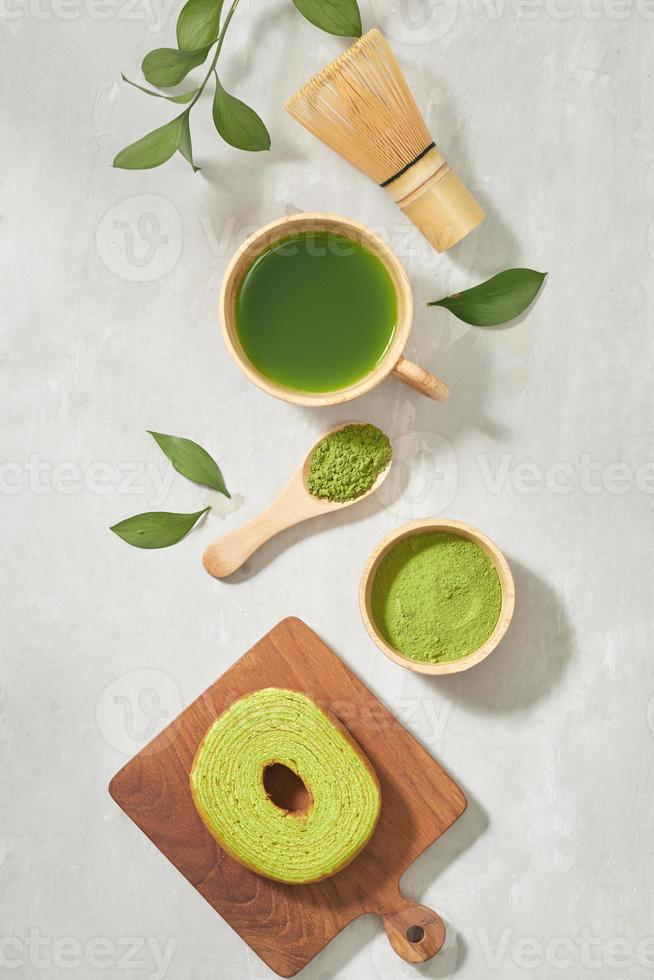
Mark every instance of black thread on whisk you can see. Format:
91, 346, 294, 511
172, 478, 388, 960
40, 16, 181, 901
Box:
380, 142, 436, 187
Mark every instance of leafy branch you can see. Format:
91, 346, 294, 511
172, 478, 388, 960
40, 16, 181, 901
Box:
113, 0, 362, 172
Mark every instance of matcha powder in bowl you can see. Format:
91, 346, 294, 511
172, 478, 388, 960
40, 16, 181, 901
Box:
307, 423, 392, 503
368, 528, 507, 667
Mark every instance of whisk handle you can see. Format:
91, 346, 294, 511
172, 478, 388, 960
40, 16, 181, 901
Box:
392, 357, 449, 401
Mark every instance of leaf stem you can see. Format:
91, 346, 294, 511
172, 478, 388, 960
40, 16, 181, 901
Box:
187, 0, 242, 112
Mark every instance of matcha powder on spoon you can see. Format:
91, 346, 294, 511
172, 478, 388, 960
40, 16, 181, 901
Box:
307, 423, 392, 502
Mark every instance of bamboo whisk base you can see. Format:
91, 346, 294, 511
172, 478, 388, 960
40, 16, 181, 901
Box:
386, 148, 485, 253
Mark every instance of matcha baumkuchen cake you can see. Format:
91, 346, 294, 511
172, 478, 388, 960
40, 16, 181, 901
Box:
190, 688, 381, 884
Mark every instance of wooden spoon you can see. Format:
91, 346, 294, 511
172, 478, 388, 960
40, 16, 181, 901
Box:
203, 422, 392, 579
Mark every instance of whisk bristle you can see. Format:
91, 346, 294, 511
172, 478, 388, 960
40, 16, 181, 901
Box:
286, 29, 433, 186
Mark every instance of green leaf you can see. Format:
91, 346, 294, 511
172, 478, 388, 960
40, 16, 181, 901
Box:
148, 431, 229, 496
121, 73, 198, 103
110, 508, 210, 549
113, 116, 185, 170
212, 77, 270, 151
291, 0, 362, 36
142, 46, 211, 88
177, 0, 223, 51
428, 269, 548, 326
178, 113, 200, 171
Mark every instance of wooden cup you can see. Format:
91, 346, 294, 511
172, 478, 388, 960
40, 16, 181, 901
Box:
219, 213, 449, 407
360, 518, 515, 675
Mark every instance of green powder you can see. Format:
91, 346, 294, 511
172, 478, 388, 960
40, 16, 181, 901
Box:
307, 423, 392, 502
371, 531, 502, 663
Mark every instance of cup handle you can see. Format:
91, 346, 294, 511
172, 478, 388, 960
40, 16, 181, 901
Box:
392, 356, 449, 401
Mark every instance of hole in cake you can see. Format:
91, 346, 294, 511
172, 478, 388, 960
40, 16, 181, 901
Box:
263, 763, 311, 816
406, 925, 425, 943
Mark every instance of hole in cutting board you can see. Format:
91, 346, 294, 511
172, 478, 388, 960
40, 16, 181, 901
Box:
263, 764, 311, 816
406, 925, 425, 943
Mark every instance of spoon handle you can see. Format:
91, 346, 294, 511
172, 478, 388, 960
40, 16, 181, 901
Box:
203, 494, 308, 578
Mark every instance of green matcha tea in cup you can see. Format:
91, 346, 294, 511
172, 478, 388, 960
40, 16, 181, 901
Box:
219, 213, 449, 407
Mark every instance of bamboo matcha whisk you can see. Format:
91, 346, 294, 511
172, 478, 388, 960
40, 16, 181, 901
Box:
286, 29, 485, 253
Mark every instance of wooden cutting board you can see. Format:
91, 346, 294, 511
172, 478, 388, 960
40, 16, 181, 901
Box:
109, 618, 467, 977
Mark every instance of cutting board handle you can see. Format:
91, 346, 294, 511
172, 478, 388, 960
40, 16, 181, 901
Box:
381, 892, 446, 964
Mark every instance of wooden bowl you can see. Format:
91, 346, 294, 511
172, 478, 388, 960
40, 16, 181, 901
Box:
359, 518, 515, 675
219, 212, 449, 407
